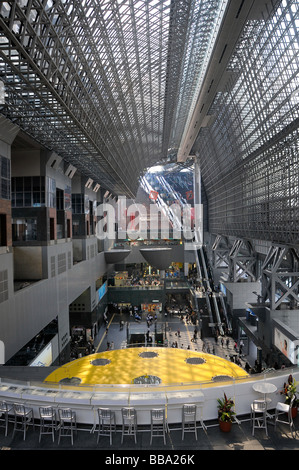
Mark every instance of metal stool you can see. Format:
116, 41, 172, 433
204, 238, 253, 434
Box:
12, 403, 35, 440
97, 408, 116, 445
251, 399, 268, 436
182, 404, 197, 440
58, 408, 77, 445
274, 395, 296, 437
0, 401, 13, 436
150, 408, 167, 445
121, 407, 137, 444
39, 406, 57, 442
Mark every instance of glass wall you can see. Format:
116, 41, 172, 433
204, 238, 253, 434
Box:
11, 217, 37, 241
194, 0, 299, 245
0, 155, 10, 200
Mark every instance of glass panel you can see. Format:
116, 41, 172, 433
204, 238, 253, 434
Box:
15, 177, 23, 192
23, 176, 32, 191
15, 193, 24, 207
24, 192, 31, 206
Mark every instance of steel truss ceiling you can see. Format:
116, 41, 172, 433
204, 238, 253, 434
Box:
0, 0, 227, 197
192, 0, 299, 245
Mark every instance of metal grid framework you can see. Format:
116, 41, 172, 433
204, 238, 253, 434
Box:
193, 0, 299, 245
167, 0, 228, 155
0, 0, 226, 197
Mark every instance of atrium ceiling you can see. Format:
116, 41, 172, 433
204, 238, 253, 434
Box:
0, 0, 259, 197
0, 0, 298, 246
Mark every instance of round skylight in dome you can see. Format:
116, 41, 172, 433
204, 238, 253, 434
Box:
133, 375, 162, 384
212, 375, 234, 382
139, 351, 159, 358
90, 358, 111, 366
59, 377, 82, 385
185, 357, 206, 365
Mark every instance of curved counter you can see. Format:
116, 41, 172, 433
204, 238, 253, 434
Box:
0, 368, 298, 427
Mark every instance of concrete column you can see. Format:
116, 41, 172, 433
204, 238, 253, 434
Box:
193, 157, 203, 246
0, 116, 19, 364
184, 262, 189, 276
193, 157, 201, 206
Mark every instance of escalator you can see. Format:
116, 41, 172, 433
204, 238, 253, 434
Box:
193, 247, 215, 334
218, 292, 232, 334
195, 246, 227, 336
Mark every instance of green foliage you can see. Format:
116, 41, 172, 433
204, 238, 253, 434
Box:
281, 374, 299, 407
217, 393, 236, 422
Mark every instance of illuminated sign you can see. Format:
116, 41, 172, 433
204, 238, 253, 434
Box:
98, 281, 108, 302
149, 190, 159, 201
274, 327, 299, 365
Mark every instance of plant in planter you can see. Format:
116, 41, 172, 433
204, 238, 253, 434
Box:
280, 374, 299, 418
217, 392, 236, 432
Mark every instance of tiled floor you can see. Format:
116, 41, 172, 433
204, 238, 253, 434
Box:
94, 310, 250, 369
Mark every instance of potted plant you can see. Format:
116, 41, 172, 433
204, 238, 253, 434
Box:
217, 392, 236, 432
281, 374, 299, 418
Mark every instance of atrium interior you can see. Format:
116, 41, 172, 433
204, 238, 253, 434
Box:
0, 0, 298, 451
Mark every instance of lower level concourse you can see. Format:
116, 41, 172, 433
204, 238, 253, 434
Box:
0, 310, 299, 452
0, 0, 298, 455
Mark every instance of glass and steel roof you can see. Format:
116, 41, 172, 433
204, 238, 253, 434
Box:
191, 0, 299, 245
0, 0, 227, 197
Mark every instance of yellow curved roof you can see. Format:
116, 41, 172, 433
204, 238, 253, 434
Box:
45, 348, 248, 386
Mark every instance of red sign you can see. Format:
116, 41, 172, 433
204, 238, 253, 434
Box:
149, 190, 159, 201
186, 190, 193, 200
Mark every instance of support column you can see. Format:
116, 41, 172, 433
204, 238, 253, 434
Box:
228, 239, 257, 283
192, 156, 203, 247
211, 236, 260, 338
193, 157, 201, 206
211, 234, 230, 281
261, 245, 299, 310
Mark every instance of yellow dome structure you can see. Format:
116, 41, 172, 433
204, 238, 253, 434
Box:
45, 348, 248, 386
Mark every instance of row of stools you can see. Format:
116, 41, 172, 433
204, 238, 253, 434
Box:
96, 404, 199, 446
251, 395, 296, 437
0, 402, 77, 445
0, 401, 201, 445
